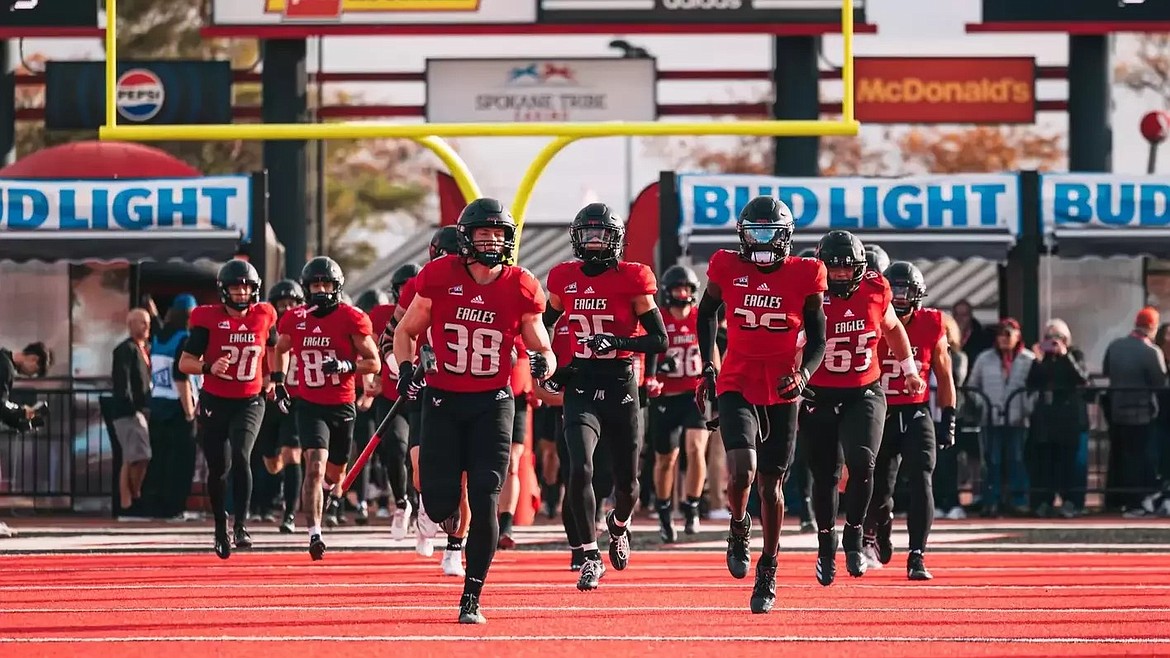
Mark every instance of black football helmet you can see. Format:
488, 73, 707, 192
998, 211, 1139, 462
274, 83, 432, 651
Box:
797, 247, 818, 259
301, 256, 346, 310
884, 261, 927, 317
457, 198, 516, 267
865, 244, 890, 273
429, 226, 461, 261
217, 259, 261, 311
570, 203, 625, 265
355, 289, 389, 314
390, 262, 422, 303
659, 264, 700, 307
816, 230, 867, 298
267, 279, 304, 316
737, 196, 795, 266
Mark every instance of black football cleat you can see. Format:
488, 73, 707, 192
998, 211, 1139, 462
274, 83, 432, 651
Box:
354, 504, 369, 526
683, 502, 701, 535
214, 528, 231, 560
658, 507, 678, 544
750, 557, 777, 614
233, 526, 252, 550
907, 551, 933, 581
875, 521, 894, 565
576, 558, 606, 591
605, 511, 630, 571
458, 593, 486, 624
726, 516, 752, 580
816, 529, 838, 586
309, 534, 327, 561
278, 513, 295, 534
570, 547, 586, 572
843, 524, 867, 578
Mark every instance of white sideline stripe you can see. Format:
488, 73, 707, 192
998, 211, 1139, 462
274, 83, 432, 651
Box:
0, 635, 1167, 644
2, 564, 1166, 574
4, 581, 1170, 592
0, 605, 1166, 615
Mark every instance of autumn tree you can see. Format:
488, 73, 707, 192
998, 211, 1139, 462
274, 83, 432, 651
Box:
1115, 33, 1170, 106
15, 0, 435, 273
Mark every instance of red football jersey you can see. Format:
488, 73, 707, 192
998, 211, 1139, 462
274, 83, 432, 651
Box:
414, 257, 545, 393
546, 261, 656, 362
707, 250, 827, 406
810, 270, 892, 389
660, 308, 702, 396
510, 335, 533, 396
278, 303, 373, 405
189, 303, 278, 399
551, 319, 573, 367
396, 276, 419, 315
879, 307, 944, 405
368, 302, 398, 401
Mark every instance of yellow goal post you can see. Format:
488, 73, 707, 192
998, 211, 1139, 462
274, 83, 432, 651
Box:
97, 0, 859, 259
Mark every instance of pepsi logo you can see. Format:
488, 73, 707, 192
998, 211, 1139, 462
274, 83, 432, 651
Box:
116, 69, 165, 122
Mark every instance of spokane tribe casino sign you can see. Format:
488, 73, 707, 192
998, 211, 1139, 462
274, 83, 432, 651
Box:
0, 0, 99, 27
539, 0, 864, 24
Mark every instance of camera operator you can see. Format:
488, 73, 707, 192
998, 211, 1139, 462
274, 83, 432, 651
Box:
1026, 319, 1089, 517
0, 342, 51, 430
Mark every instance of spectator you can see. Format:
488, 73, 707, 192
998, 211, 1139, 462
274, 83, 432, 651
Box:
967, 317, 1034, 517
110, 309, 153, 514
1025, 319, 1089, 517
933, 312, 969, 519
1102, 306, 1167, 513
953, 299, 993, 376
141, 294, 199, 520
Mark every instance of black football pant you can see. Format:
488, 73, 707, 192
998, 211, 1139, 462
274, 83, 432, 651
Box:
865, 403, 936, 552
419, 387, 513, 590
197, 392, 265, 532
562, 363, 642, 549
800, 382, 887, 533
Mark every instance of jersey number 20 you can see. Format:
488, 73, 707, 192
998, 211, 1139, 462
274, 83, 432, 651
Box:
220, 345, 263, 381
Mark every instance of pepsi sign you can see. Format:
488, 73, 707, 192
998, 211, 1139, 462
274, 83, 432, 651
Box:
116, 69, 165, 122
44, 61, 232, 131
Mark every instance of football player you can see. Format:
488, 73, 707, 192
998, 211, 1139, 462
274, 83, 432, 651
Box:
385, 226, 472, 573
256, 279, 305, 534
803, 231, 925, 586
863, 261, 955, 581
367, 264, 421, 540
647, 265, 708, 542
393, 198, 555, 624
498, 335, 534, 550
865, 244, 890, 273
544, 203, 667, 591
695, 196, 827, 614
273, 256, 380, 561
179, 260, 279, 559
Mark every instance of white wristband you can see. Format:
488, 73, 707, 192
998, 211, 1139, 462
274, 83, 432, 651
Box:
899, 357, 916, 375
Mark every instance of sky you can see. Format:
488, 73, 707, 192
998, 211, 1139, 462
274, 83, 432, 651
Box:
10, 0, 1165, 242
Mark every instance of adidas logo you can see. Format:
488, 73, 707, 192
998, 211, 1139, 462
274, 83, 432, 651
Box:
471, 295, 484, 305
584, 286, 595, 294
237, 323, 248, 331
312, 326, 322, 334
495, 389, 510, 401
621, 393, 634, 405
757, 283, 770, 291
844, 309, 855, 318
914, 409, 927, 419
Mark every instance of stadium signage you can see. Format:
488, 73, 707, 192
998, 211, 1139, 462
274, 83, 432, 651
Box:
1041, 174, 1170, 229
855, 57, 1036, 124
678, 174, 1020, 235
211, 0, 535, 25
538, 0, 862, 24
0, 0, 98, 28
0, 177, 252, 238
981, 0, 1170, 23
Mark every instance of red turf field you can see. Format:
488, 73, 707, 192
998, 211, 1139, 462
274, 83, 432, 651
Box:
1, 550, 1168, 657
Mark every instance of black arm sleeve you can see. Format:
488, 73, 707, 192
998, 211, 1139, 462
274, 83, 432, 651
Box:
267, 326, 278, 347
183, 326, 210, 358
172, 336, 190, 382
612, 308, 667, 354
645, 353, 659, 377
800, 292, 827, 376
0, 355, 14, 407
696, 290, 722, 365
542, 305, 564, 330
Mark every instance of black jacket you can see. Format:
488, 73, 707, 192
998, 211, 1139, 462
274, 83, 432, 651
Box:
111, 338, 152, 418
1027, 346, 1090, 440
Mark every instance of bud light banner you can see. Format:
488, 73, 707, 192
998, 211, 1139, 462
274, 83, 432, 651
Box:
677, 173, 1020, 260
44, 61, 233, 130
1040, 173, 1170, 258
0, 176, 253, 263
